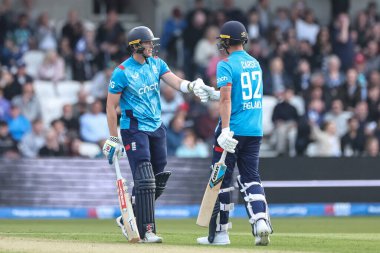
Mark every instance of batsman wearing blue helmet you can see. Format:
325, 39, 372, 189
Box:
102, 26, 210, 243
196, 21, 274, 246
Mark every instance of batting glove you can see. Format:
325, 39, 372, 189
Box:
102, 136, 125, 165
217, 128, 238, 153
190, 78, 211, 103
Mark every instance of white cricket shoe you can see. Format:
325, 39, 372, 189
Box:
116, 216, 129, 240
197, 231, 230, 245
140, 231, 162, 243
255, 219, 270, 246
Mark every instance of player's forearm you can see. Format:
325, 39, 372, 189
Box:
106, 105, 119, 137
220, 98, 231, 129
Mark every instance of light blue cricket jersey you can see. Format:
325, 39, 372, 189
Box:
108, 56, 170, 131
216, 50, 263, 136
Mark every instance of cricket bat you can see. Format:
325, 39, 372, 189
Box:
196, 149, 228, 227
114, 158, 140, 242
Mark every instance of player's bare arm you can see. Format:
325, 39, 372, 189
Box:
106, 92, 121, 137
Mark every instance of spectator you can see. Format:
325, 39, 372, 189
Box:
363, 40, 380, 75
194, 26, 219, 82
166, 113, 186, 156
324, 98, 353, 137
221, 0, 246, 25
61, 9, 83, 51
0, 88, 11, 121
90, 61, 115, 101
253, 0, 272, 36
7, 104, 31, 141
294, 59, 312, 95
363, 136, 379, 157
367, 85, 380, 122
18, 118, 45, 158
11, 82, 41, 122
79, 99, 108, 143
247, 9, 260, 40
35, 11, 57, 51
37, 50, 65, 82
271, 88, 299, 156
161, 6, 186, 68
3, 61, 32, 100
272, 7, 292, 36
324, 55, 345, 96
1, 38, 22, 67
72, 88, 90, 117
195, 100, 219, 144
59, 104, 79, 134
337, 68, 362, 110
0, 120, 18, 158
295, 9, 320, 45
264, 57, 292, 96
309, 121, 341, 157
160, 83, 184, 127
50, 119, 68, 146
6, 13, 34, 54
341, 117, 366, 156
39, 129, 65, 157
175, 129, 209, 158
331, 13, 355, 71
313, 26, 332, 70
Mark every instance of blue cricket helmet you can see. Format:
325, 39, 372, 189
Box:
217, 21, 248, 53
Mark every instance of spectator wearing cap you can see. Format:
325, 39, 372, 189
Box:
11, 82, 41, 122
7, 105, 31, 142
18, 118, 45, 158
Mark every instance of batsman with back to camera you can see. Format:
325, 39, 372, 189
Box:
196, 21, 274, 246
102, 26, 210, 243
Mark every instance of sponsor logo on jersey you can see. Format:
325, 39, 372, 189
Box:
138, 82, 159, 95
109, 81, 115, 89
217, 76, 228, 84
241, 61, 258, 69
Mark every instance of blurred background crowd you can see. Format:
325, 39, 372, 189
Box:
1, 0, 380, 159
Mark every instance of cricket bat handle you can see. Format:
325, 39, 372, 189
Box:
219, 150, 227, 164
114, 158, 123, 179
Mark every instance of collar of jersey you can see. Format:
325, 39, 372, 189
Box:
130, 56, 150, 66
230, 50, 245, 56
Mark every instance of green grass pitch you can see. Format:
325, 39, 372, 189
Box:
0, 217, 380, 253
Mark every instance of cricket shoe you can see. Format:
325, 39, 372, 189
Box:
197, 231, 230, 245
116, 216, 129, 240
255, 219, 270, 246
139, 231, 162, 243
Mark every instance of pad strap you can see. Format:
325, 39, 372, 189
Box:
219, 187, 234, 193
155, 171, 171, 200
220, 203, 234, 211
216, 222, 232, 232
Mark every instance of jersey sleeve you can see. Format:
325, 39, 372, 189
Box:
216, 61, 232, 88
158, 58, 171, 77
108, 68, 127, 94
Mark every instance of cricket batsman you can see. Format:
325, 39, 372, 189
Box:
196, 21, 274, 245
102, 26, 210, 243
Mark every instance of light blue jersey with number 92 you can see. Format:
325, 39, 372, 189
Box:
216, 50, 263, 136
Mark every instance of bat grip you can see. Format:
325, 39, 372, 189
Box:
114, 158, 122, 179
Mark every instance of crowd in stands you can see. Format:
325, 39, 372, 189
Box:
1, 0, 380, 158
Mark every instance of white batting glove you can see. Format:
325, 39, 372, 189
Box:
102, 136, 125, 165
217, 128, 238, 153
189, 78, 211, 103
